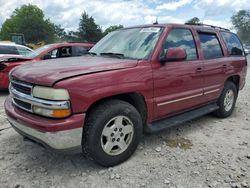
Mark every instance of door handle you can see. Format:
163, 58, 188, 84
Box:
222, 64, 228, 72
196, 67, 202, 72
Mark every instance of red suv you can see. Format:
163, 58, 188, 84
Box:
4, 23, 247, 166
0, 43, 94, 89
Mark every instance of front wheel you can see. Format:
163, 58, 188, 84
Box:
213, 81, 237, 118
82, 100, 143, 167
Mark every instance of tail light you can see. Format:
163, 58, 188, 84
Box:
0, 64, 7, 71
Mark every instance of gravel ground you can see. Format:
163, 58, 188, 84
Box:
0, 58, 249, 188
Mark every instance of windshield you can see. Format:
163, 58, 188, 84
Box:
25, 44, 53, 58
90, 27, 163, 60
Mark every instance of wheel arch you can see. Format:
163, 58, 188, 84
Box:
226, 75, 240, 92
85, 92, 148, 126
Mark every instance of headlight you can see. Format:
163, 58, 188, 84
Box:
32, 86, 71, 118
32, 86, 70, 100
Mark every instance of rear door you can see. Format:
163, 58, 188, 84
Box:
153, 28, 204, 120
198, 31, 228, 102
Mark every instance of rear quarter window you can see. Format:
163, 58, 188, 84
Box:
0, 45, 19, 55
221, 32, 244, 56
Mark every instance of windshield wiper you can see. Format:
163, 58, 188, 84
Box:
100, 52, 125, 59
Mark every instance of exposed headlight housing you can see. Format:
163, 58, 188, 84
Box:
32, 86, 70, 100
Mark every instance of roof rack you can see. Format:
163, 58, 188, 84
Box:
185, 23, 230, 31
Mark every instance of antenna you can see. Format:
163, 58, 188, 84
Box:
153, 17, 158, 25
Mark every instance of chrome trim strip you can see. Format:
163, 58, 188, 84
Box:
204, 89, 220, 95
11, 80, 33, 89
10, 86, 70, 110
157, 93, 203, 106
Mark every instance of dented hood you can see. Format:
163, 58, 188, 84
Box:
11, 56, 138, 86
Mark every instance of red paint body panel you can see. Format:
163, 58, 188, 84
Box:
54, 60, 154, 120
0, 43, 94, 89
5, 23, 247, 133
11, 56, 139, 86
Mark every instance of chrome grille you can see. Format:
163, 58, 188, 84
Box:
13, 98, 32, 111
10, 80, 33, 112
11, 80, 32, 95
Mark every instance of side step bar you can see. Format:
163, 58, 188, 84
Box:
145, 103, 219, 133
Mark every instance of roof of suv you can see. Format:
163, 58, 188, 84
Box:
123, 23, 231, 33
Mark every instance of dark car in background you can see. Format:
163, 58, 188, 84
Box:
0, 43, 94, 89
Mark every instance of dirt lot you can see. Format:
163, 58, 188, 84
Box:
0, 58, 249, 188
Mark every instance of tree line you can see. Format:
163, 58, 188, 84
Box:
0, 4, 123, 44
0, 4, 249, 45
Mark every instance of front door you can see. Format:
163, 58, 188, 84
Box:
153, 28, 204, 120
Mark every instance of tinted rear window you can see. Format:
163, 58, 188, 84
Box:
221, 32, 244, 56
198, 33, 223, 59
0, 45, 19, 55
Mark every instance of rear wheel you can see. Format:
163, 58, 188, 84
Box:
82, 100, 142, 166
213, 81, 237, 118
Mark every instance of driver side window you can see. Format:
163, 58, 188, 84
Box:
43, 49, 58, 60
50, 49, 58, 58
163, 28, 198, 60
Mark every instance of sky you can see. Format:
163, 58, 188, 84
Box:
0, 0, 249, 31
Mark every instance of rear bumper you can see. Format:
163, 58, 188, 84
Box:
5, 96, 85, 152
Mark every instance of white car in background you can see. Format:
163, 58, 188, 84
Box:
0, 42, 33, 57
244, 46, 250, 55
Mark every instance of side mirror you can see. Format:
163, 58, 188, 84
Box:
160, 48, 187, 63
43, 54, 51, 60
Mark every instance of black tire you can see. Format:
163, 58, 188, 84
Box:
82, 100, 143, 167
213, 81, 237, 118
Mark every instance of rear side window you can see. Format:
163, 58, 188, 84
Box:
198, 33, 223, 59
221, 32, 244, 56
163, 28, 197, 60
73, 46, 89, 56
0, 45, 19, 55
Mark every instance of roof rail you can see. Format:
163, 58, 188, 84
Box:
185, 23, 230, 31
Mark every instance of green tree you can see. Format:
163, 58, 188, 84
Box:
231, 10, 250, 45
0, 4, 56, 43
78, 11, 103, 43
103, 25, 123, 36
54, 24, 67, 41
185, 17, 202, 24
